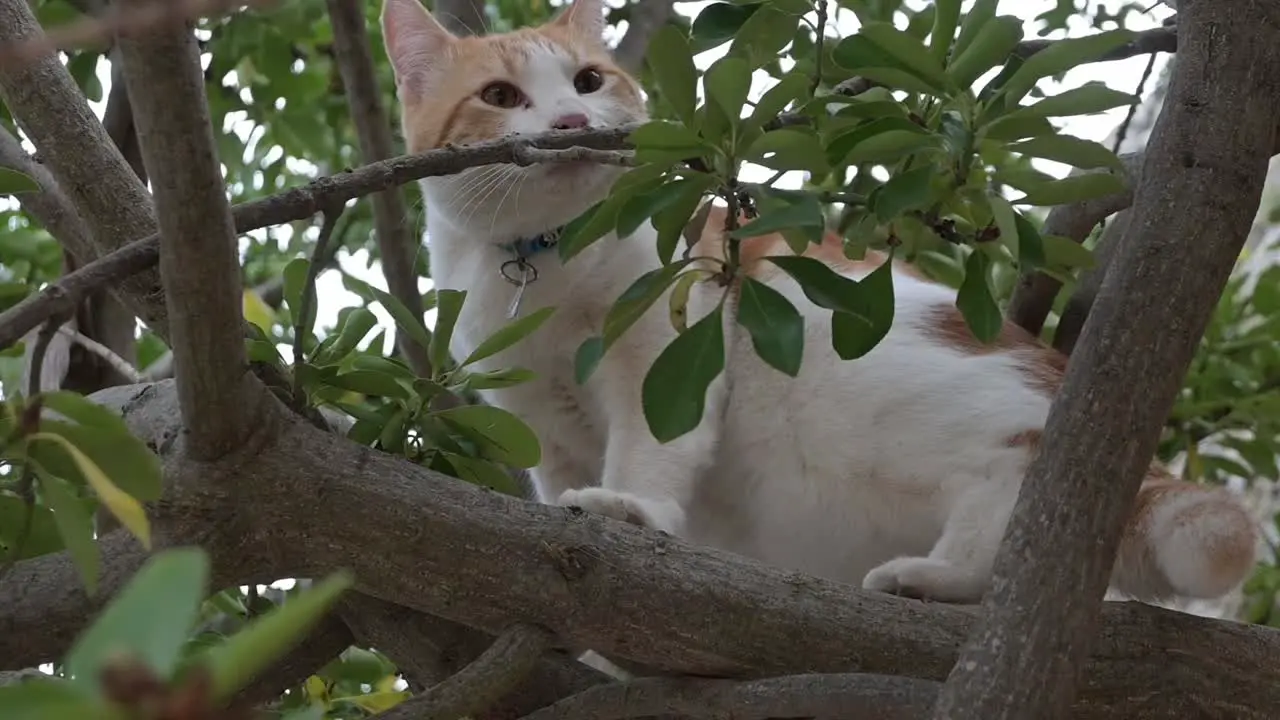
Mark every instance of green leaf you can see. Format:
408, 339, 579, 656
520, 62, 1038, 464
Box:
0, 167, 41, 195
765, 256, 869, 320
946, 15, 1022, 89
1011, 172, 1127, 206
430, 289, 466, 373
1004, 83, 1135, 119
574, 336, 605, 384
0, 679, 106, 720
981, 114, 1056, 141
645, 25, 697, 125
703, 55, 752, 126
843, 131, 940, 166
369, 286, 433, 358
988, 191, 1019, 256
691, 2, 760, 49
929, 0, 962, 65
456, 367, 536, 391
955, 251, 1002, 343
1013, 211, 1046, 270
744, 129, 828, 173
737, 277, 803, 376
319, 307, 379, 362
559, 169, 667, 261
831, 255, 895, 360
1001, 30, 1136, 103
1007, 134, 1125, 171
729, 194, 824, 239
652, 180, 715, 264
729, 4, 799, 69
324, 370, 411, 399
434, 404, 542, 468
66, 547, 209, 692
857, 21, 950, 91
282, 258, 311, 329
38, 391, 131, 437
442, 452, 522, 496
872, 165, 936, 222
27, 432, 150, 548
201, 570, 354, 702
641, 305, 725, 443
618, 175, 716, 240
826, 117, 928, 166
38, 472, 98, 595
604, 261, 694, 349
833, 28, 947, 95
746, 72, 809, 132
953, 0, 998, 59
461, 306, 555, 367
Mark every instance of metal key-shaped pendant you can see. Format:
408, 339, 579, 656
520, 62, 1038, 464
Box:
499, 258, 538, 318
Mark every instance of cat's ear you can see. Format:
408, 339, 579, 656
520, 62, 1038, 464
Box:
381, 0, 454, 98
551, 0, 607, 41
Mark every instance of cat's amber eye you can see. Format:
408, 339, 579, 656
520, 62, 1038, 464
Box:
480, 81, 524, 108
574, 67, 604, 94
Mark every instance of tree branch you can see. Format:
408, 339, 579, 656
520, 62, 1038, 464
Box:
518, 673, 940, 720
0, 126, 637, 352
115, 0, 261, 459
0, 0, 168, 336
614, 0, 674, 74
1053, 208, 1132, 355
1015, 24, 1177, 62
381, 623, 552, 720
326, 0, 432, 377
0, 127, 95, 262
1005, 154, 1142, 336
933, 2, 1280, 718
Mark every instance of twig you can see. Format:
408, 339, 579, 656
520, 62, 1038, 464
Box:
518, 673, 941, 720
294, 207, 343, 403
810, 0, 828, 96
1111, 53, 1160, 156
55, 325, 143, 384
1014, 24, 1177, 62
512, 146, 635, 166
380, 623, 553, 720
116, 0, 257, 460
0, 127, 641, 353
613, 0, 675, 73
327, 0, 432, 378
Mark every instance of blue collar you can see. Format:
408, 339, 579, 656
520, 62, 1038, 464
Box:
498, 228, 562, 260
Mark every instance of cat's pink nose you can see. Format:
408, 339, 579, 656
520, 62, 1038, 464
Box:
551, 112, 590, 130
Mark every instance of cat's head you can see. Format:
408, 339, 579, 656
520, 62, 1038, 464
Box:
381, 0, 648, 237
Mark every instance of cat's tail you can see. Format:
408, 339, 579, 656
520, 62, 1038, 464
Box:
1111, 466, 1259, 601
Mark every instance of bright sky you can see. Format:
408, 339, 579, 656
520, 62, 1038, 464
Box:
71, 0, 1175, 351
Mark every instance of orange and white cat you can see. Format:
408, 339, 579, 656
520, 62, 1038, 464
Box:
379, 0, 1258, 603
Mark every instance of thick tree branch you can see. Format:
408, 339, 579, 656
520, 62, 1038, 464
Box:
381, 623, 552, 720
0, 127, 636, 352
933, 2, 1280, 718
0, 0, 167, 337
1005, 154, 1141, 336
0, 128, 95, 262
519, 673, 940, 720
614, 0, 674, 73
4, 379, 1280, 717
326, 0, 432, 377
115, 0, 261, 459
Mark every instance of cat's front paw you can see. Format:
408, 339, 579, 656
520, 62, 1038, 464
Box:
558, 488, 685, 535
861, 557, 985, 604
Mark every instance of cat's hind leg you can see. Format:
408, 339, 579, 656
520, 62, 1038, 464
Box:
861, 477, 1017, 603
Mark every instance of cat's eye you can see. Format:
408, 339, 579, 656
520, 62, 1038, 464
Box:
480, 81, 524, 108
574, 67, 604, 94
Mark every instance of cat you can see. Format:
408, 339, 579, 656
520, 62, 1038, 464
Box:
379, 0, 1259, 604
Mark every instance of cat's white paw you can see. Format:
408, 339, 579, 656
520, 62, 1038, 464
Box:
558, 488, 685, 535
861, 557, 985, 603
